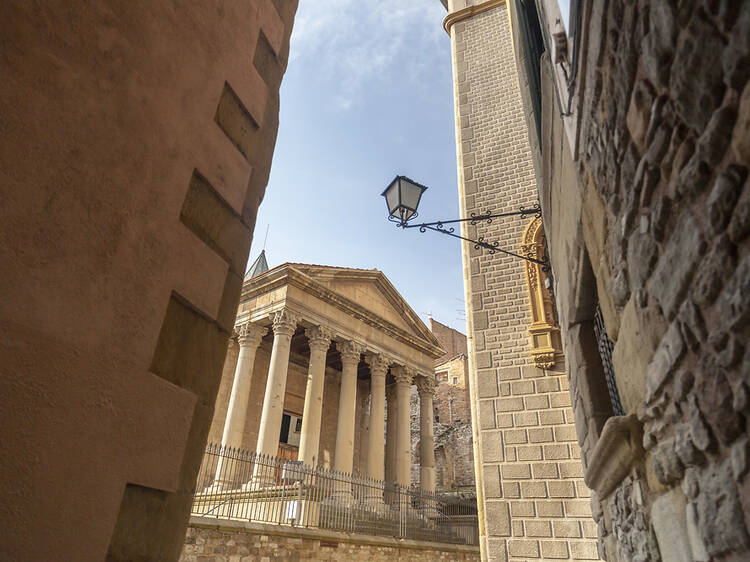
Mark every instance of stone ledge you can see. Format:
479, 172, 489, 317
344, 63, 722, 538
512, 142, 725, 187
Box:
188, 516, 480, 554
584, 415, 645, 498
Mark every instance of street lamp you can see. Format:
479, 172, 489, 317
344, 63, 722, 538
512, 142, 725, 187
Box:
382, 174, 549, 271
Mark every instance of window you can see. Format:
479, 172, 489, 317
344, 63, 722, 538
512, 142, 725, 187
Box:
452, 377, 458, 385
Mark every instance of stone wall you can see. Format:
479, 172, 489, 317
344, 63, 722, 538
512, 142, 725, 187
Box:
181, 519, 480, 561
442, 1, 599, 559
0, 2, 297, 560
436, 355, 472, 423
519, 1, 750, 560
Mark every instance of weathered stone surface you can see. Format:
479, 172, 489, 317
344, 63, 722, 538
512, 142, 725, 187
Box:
707, 165, 747, 236
697, 105, 737, 167
718, 253, 750, 329
696, 461, 750, 556
686, 502, 710, 561
688, 395, 713, 452
732, 83, 750, 165
642, 0, 677, 90
728, 176, 750, 243
676, 152, 712, 199
611, 266, 630, 307
691, 236, 736, 306
651, 490, 692, 562
647, 211, 705, 319
722, 0, 750, 88
696, 356, 744, 445
645, 322, 685, 401
627, 231, 658, 289
677, 300, 707, 352
675, 424, 702, 467
652, 437, 684, 486
670, 9, 726, 131
732, 438, 749, 481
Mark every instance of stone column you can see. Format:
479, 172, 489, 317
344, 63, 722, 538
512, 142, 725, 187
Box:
393, 366, 414, 489
298, 326, 332, 468
255, 308, 299, 461
385, 383, 398, 486
416, 375, 437, 494
365, 354, 389, 482
214, 322, 267, 487
333, 340, 365, 475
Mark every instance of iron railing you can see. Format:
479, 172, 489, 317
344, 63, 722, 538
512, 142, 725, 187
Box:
594, 302, 625, 416
190, 443, 477, 545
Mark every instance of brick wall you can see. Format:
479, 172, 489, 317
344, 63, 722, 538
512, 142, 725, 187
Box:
444, 1, 599, 559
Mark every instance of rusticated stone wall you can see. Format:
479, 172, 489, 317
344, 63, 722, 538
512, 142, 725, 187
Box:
181, 519, 480, 561
0, 2, 297, 560
518, 1, 750, 561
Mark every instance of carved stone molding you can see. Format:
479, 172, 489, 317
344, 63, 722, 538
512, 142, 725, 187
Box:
235, 322, 268, 348
305, 325, 333, 352
584, 414, 645, 499
415, 374, 437, 397
365, 353, 390, 378
336, 340, 365, 365
522, 217, 563, 369
271, 308, 300, 337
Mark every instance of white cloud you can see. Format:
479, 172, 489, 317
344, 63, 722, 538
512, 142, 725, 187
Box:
289, 0, 447, 109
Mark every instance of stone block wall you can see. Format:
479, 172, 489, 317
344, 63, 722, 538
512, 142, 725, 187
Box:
520, 1, 750, 560
181, 519, 480, 561
0, 2, 297, 560
443, 1, 598, 559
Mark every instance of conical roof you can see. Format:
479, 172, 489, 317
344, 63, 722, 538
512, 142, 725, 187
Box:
245, 250, 269, 279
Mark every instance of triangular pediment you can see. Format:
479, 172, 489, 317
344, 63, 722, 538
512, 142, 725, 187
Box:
287, 264, 440, 349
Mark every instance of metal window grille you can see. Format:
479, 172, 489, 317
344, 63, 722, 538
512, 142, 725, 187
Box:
190, 443, 478, 546
593, 302, 625, 416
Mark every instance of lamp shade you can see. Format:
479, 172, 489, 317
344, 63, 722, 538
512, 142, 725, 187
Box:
381, 175, 428, 223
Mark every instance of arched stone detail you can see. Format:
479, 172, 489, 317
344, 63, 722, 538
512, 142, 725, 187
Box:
521, 217, 562, 369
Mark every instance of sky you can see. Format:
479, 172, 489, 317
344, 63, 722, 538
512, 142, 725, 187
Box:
247, 0, 467, 332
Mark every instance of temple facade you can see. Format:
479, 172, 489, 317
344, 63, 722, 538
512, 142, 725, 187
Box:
207, 262, 445, 492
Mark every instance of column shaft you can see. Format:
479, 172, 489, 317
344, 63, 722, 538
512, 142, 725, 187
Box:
298, 326, 332, 467
385, 384, 397, 485
255, 309, 298, 459
417, 376, 437, 494
365, 355, 389, 481
219, 324, 267, 449
394, 367, 414, 488
333, 341, 364, 474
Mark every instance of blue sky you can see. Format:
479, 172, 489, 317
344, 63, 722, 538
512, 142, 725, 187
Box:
248, 0, 466, 332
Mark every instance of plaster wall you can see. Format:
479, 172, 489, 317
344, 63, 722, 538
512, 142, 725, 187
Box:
0, 1, 297, 560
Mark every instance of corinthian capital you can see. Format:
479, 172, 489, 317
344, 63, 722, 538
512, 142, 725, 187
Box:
415, 374, 437, 397
235, 322, 268, 348
305, 325, 333, 352
272, 308, 300, 337
365, 353, 390, 378
336, 340, 365, 365
392, 365, 414, 386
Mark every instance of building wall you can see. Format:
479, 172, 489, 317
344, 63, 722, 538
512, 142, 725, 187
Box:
431, 318, 470, 363
517, 1, 750, 560
436, 355, 472, 423
443, 1, 599, 559
182, 519, 480, 561
0, 2, 297, 560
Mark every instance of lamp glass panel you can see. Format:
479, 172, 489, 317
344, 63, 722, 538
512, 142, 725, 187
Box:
383, 178, 401, 216
399, 177, 426, 212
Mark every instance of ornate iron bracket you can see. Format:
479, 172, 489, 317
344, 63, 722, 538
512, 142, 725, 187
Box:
388, 202, 550, 272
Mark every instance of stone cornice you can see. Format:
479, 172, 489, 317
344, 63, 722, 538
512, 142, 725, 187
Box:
443, 0, 506, 35
239, 265, 444, 359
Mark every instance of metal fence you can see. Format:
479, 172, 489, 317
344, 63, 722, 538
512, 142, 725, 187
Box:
191, 443, 477, 545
